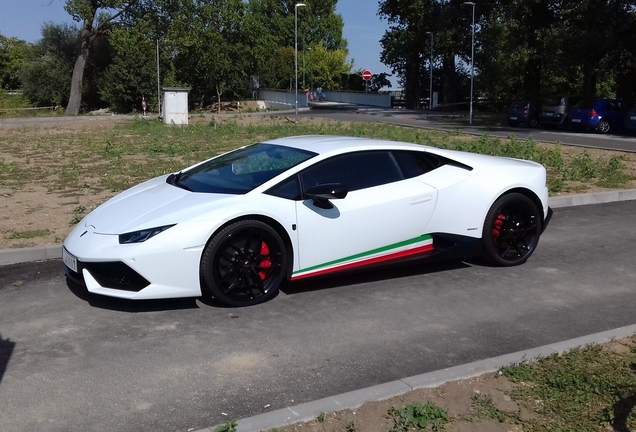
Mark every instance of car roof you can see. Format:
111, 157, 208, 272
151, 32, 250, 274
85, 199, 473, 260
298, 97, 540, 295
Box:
263, 135, 432, 156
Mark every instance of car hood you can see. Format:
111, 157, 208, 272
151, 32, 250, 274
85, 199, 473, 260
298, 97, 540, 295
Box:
84, 175, 236, 234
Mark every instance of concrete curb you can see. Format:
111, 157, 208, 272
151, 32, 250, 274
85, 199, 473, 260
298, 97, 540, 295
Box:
2, 189, 635, 267
0, 244, 62, 266
202, 324, 636, 432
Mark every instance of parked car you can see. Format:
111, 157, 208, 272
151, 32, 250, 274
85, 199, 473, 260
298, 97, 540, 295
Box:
624, 104, 636, 134
507, 99, 541, 127
539, 95, 583, 128
568, 98, 628, 134
63, 135, 551, 306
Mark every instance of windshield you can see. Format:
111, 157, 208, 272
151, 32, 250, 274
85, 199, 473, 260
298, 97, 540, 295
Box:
169, 143, 317, 194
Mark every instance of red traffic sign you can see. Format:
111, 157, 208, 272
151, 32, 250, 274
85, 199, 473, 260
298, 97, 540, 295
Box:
362, 70, 372, 81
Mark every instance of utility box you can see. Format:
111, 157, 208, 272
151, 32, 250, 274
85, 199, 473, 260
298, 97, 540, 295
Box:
162, 87, 190, 125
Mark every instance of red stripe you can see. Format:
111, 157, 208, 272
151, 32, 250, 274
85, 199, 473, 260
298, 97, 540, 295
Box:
292, 243, 434, 281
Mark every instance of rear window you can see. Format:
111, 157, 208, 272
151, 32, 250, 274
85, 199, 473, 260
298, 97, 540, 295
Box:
574, 99, 598, 109
544, 97, 566, 106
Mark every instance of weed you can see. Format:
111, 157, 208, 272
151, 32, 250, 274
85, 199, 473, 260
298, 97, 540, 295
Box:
70, 205, 86, 225
316, 412, 326, 423
8, 229, 51, 239
470, 393, 510, 422
345, 420, 357, 431
389, 401, 450, 431
213, 420, 237, 432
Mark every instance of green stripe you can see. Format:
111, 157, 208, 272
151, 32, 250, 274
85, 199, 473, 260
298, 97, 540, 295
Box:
293, 234, 432, 275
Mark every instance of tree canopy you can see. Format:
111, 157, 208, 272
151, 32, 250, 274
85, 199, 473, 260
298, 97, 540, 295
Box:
379, 0, 636, 109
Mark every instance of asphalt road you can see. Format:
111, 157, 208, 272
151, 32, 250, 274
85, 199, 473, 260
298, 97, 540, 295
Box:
303, 109, 636, 153
1, 200, 636, 431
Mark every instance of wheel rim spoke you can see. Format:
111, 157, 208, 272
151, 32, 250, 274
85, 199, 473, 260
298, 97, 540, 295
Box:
492, 204, 538, 261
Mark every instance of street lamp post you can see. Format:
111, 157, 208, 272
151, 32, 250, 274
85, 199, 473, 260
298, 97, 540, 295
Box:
463, 1, 475, 125
426, 32, 433, 111
295, 3, 306, 123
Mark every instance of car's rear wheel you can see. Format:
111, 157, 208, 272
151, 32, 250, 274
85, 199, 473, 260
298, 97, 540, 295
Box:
482, 193, 542, 266
529, 118, 538, 128
201, 220, 287, 306
598, 119, 611, 134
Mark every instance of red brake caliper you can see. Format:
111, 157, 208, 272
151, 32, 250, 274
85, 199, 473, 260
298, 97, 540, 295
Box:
258, 241, 271, 281
492, 214, 505, 241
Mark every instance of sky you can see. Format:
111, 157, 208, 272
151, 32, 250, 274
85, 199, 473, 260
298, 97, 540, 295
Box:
0, 0, 398, 87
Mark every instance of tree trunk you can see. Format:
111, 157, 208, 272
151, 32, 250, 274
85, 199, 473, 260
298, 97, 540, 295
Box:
66, 16, 96, 116
441, 52, 456, 107
404, 53, 419, 110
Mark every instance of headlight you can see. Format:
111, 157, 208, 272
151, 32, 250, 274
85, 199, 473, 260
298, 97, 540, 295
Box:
119, 224, 176, 244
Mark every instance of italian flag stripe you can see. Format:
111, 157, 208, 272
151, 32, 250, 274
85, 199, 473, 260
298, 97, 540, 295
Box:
291, 235, 433, 281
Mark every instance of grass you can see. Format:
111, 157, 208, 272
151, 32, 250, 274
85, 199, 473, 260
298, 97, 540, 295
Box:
388, 402, 450, 431
0, 117, 632, 198
7, 229, 51, 239
501, 341, 636, 431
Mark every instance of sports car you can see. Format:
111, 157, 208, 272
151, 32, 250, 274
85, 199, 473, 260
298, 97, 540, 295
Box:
63, 135, 552, 306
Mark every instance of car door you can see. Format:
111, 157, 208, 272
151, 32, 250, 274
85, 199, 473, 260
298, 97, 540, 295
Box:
292, 150, 438, 280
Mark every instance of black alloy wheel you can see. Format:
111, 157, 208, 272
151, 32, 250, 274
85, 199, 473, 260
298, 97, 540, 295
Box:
482, 193, 542, 266
201, 220, 287, 306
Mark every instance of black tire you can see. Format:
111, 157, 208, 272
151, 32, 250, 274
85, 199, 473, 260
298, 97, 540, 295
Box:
201, 220, 287, 306
529, 117, 538, 128
598, 119, 611, 134
482, 193, 542, 266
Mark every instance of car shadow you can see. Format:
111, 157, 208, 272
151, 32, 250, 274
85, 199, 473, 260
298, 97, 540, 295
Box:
65, 278, 200, 312
0, 332, 16, 388
281, 258, 472, 296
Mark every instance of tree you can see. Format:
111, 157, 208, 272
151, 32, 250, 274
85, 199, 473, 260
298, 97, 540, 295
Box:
0, 34, 32, 90
303, 42, 352, 90
63, 0, 138, 115
165, 0, 250, 110
99, 24, 156, 112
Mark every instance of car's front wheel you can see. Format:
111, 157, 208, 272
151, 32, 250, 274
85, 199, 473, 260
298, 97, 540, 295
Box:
482, 193, 542, 266
201, 220, 287, 306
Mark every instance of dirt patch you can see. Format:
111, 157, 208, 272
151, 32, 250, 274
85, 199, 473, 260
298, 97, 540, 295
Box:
272, 373, 524, 432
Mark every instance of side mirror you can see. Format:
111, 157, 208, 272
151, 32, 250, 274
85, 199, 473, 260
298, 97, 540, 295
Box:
304, 183, 348, 209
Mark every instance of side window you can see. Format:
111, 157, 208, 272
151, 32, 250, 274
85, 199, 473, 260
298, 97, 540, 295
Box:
265, 175, 301, 200
392, 151, 444, 178
300, 151, 403, 193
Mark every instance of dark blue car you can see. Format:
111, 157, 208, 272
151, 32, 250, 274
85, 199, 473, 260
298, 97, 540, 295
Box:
568, 98, 628, 134
507, 99, 541, 127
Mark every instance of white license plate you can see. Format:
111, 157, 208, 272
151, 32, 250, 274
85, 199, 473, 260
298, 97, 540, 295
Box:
572, 119, 581, 123
509, 116, 517, 120
63, 248, 78, 272
631, 116, 636, 120
544, 112, 554, 116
